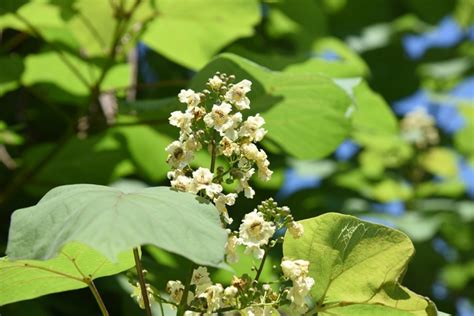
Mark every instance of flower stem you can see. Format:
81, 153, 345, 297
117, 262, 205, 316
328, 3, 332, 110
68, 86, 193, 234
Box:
133, 247, 153, 316
255, 248, 268, 282
176, 262, 195, 316
210, 136, 217, 173
88, 280, 110, 316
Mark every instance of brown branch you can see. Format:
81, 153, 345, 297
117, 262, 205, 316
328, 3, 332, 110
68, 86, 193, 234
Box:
133, 247, 153, 316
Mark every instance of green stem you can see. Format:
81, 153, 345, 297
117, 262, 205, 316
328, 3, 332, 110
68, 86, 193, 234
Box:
210, 136, 217, 173
176, 263, 195, 316
88, 280, 110, 316
133, 247, 153, 316
254, 248, 268, 282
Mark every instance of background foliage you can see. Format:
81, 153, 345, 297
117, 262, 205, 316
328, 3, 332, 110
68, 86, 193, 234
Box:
0, 0, 473, 315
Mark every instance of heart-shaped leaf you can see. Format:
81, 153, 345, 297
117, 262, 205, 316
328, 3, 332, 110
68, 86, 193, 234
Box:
7, 184, 227, 267
191, 53, 353, 159
0, 242, 134, 306
283, 213, 436, 316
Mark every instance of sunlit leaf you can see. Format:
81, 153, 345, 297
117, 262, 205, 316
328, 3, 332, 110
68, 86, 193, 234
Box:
283, 213, 436, 316
0, 242, 134, 306
142, 0, 260, 69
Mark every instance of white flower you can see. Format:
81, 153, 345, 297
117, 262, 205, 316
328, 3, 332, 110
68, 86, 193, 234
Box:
225, 79, 252, 110
214, 193, 237, 224
191, 266, 212, 295
281, 259, 314, 314
281, 259, 310, 281
224, 285, 238, 298
131, 282, 154, 309
287, 276, 314, 313
225, 232, 240, 263
219, 136, 238, 156
171, 175, 194, 192
178, 89, 201, 108
188, 105, 206, 121
287, 221, 304, 239
183, 134, 202, 152
236, 168, 256, 199
197, 283, 224, 312
192, 167, 214, 191
255, 151, 272, 181
169, 110, 193, 135
241, 142, 259, 161
166, 280, 184, 304
243, 306, 275, 316
208, 75, 224, 90
223, 112, 243, 140
205, 182, 223, 199
166, 141, 194, 169
239, 114, 266, 142
203, 102, 234, 134
239, 210, 275, 259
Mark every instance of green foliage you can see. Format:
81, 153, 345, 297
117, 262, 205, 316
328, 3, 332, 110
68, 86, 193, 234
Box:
22, 130, 135, 195
0, 0, 471, 314
142, 0, 261, 69
0, 242, 134, 306
283, 213, 436, 315
0, 55, 23, 97
192, 53, 353, 159
7, 185, 227, 267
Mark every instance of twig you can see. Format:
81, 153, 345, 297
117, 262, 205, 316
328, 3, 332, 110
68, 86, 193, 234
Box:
133, 247, 153, 316
88, 279, 110, 316
254, 248, 268, 282
176, 263, 195, 316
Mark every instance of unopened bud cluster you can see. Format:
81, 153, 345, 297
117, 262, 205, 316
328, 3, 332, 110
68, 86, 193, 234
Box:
166, 73, 272, 224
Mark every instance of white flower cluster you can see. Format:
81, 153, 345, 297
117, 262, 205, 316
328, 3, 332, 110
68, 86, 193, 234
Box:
281, 259, 315, 314
225, 199, 304, 263
400, 107, 439, 149
166, 73, 272, 224
166, 266, 239, 314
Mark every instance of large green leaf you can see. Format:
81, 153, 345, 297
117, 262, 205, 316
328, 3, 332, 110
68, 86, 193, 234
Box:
142, 0, 260, 69
192, 53, 352, 159
0, 242, 134, 306
229, 37, 369, 78
283, 213, 436, 316
7, 184, 227, 267
22, 129, 134, 196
